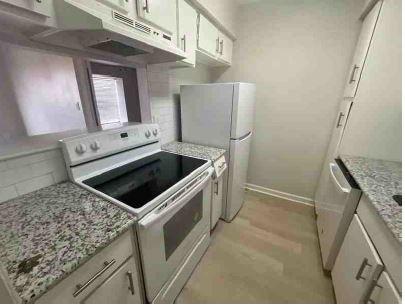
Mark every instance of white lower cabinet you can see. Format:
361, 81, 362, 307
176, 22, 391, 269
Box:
36, 229, 143, 304
369, 271, 401, 304
332, 214, 400, 304
83, 257, 142, 304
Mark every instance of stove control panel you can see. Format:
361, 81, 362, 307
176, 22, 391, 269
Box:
60, 123, 160, 166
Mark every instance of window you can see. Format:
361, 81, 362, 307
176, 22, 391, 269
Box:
92, 74, 128, 126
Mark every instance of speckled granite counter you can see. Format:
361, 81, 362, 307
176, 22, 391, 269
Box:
162, 141, 226, 162
0, 182, 136, 303
340, 155, 402, 242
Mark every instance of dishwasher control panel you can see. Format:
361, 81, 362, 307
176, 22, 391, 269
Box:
213, 155, 227, 178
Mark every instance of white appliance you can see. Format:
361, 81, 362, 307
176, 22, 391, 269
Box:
180, 82, 256, 222
60, 123, 213, 303
316, 158, 361, 271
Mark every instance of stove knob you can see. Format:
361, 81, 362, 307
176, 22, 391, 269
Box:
152, 128, 158, 136
145, 130, 151, 138
75, 143, 87, 155
90, 141, 101, 151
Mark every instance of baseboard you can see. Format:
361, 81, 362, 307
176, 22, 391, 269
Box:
245, 183, 315, 207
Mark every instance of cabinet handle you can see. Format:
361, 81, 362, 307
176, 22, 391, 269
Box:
355, 258, 372, 280
73, 259, 116, 297
214, 181, 219, 195
216, 37, 220, 53
143, 0, 150, 13
359, 264, 384, 304
181, 34, 186, 52
126, 271, 135, 295
336, 112, 345, 128
349, 65, 360, 84
220, 40, 224, 55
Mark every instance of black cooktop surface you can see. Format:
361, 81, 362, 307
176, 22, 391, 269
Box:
83, 151, 207, 209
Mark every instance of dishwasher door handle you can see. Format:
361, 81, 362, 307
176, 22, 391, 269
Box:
329, 163, 350, 194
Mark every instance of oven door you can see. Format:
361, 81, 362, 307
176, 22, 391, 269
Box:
137, 167, 213, 302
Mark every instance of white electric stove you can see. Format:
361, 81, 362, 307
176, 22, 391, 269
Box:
60, 123, 213, 303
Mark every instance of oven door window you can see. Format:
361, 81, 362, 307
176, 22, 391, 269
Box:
163, 191, 203, 260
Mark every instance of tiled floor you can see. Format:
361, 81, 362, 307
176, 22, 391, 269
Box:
176, 190, 336, 304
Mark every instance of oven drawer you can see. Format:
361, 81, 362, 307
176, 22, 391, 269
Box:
137, 167, 213, 302
36, 229, 134, 303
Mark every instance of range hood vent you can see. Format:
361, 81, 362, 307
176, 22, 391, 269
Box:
88, 39, 148, 56
112, 11, 151, 35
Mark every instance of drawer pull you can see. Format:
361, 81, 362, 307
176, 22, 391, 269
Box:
360, 264, 384, 304
214, 181, 219, 195
355, 258, 371, 280
73, 259, 116, 297
126, 271, 135, 295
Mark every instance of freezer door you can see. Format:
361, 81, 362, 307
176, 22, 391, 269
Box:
223, 132, 252, 221
316, 159, 361, 270
180, 83, 234, 149
231, 83, 256, 139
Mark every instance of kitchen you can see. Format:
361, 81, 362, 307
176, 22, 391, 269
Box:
0, 0, 401, 304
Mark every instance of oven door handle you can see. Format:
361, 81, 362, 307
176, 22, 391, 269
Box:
139, 167, 214, 229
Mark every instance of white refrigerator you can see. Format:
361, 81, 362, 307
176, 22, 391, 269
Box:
180, 82, 256, 222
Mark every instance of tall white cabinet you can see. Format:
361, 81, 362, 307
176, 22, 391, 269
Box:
339, 0, 402, 161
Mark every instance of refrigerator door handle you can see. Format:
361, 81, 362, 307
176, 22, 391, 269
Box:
232, 132, 252, 142
329, 163, 350, 194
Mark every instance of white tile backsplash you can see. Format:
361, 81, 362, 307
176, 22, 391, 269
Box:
0, 148, 67, 203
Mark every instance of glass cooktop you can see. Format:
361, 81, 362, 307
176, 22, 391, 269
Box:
83, 151, 207, 209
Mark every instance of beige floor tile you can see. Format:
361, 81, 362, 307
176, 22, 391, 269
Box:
175, 191, 335, 304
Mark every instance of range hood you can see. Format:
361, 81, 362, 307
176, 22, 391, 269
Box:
32, 0, 186, 65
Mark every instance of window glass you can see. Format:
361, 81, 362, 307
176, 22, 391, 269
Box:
92, 74, 128, 126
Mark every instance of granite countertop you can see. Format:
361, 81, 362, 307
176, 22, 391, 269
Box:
340, 155, 402, 242
0, 182, 136, 303
162, 141, 226, 162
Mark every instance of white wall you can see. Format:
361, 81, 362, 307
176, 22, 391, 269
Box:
148, 64, 212, 144
212, 0, 364, 200
0, 42, 86, 142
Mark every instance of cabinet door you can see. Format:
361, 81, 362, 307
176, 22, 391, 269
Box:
211, 176, 223, 230
137, 0, 177, 34
96, 0, 131, 13
197, 14, 219, 57
368, 272, 401, 304
219, 33, 233, 64
83, 257, 142, 304
0, 0, 53, 17
343, 1, 382, 98
332, 214, 384, 303
178, 0, 197, 66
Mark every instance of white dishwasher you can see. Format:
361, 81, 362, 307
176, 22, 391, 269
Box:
211, 155, 227, 230
316, 158, 362, 271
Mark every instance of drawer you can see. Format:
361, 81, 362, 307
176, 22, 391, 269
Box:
36, 229, 134, 303
83, 257, 142, 304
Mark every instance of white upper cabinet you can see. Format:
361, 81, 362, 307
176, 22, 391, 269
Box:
178, 0, 197, 66
95, 0, 131, 14
343, 1, 382, 98
197, 13, 233, 66
218, 32, 233, 64
0, 0, 54, 17
197, 13, 219, 57
137, 0, 177, 35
